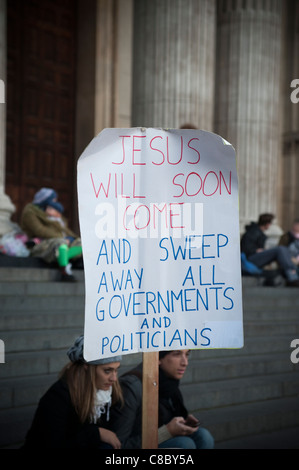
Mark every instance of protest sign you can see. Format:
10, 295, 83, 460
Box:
77, 128, 243, 362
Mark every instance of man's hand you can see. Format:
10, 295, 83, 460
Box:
166, 416, 198, 437
184, 414, 200, 428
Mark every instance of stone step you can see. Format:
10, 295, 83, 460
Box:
0, 405, 37, 448
2, 401, 299, 449
215, 426, 299, 449
0, 280, 85, 296
0, 354, 143, 411
0, 349, 142, 380
182, 372, 299, 412
196, 396, 299, 446
0, 286, 297, 319
242, 284, 299, 297
0, 373, 57, 411
1, 267, 254, 285
0, 295, 85, 311
0, 310, 84, 331
1, 399, 299, 449
243, 305, 299, 315
0, 328, 82, 354
0, 347, 294, 383
0, 266, 84, 282
0, 330, 293, 360
181, 353, 296, 384
244, 321, 299, 336
1, 305, 297, 329
1, 305, 297, 335
244, 309, 299, 321
242, 288, 299, 307
0, 277, 295, 298
0, 268, 295, 297
0, 268, 298, 449
0, 350, 70, 380
0, 267, 294, 292
187, 335, 295, 360
1, 368, 298, 418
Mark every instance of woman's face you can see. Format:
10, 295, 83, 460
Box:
159, 350, 190, 380
95, 362, 120, 390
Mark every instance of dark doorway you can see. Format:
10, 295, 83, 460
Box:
6, 0, 77, 227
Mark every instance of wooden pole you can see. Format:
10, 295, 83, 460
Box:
142, 351, 159, 449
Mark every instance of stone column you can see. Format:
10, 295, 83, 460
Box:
94, 0, 116, 134
215, 0, 283, 233
0, 0, 15, 235
132, 0, 216, 130
94, 0, 133, 134
280, 0, 299, 231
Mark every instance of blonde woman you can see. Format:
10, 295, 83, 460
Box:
23, 336, 123, 449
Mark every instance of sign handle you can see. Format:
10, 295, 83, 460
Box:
142, 351, 159, 449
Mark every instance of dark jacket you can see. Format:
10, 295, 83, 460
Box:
107, 363, 187, 449
280, 231, 299, 258
22, 379, 105, 449
280, 231, 296, 247
21, 203, 78, 240
240, 222, 267, 257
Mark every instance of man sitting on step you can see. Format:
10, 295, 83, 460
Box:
107, 349, 214, 449
241, 213, 299, 287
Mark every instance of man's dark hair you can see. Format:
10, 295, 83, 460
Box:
258, 213, 274, 226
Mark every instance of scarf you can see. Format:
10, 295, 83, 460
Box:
92, 387, 112, 423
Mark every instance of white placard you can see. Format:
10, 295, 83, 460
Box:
77, 128, 243, 361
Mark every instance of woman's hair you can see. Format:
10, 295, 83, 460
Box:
59, 362, 123, 423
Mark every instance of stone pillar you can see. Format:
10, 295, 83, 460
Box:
281, 0, 299, 231
215, 0, 283, 233
132, 0, 216, 130
94, 0, 133, 134
0, 0, 15, 235
94, 0, 116, 134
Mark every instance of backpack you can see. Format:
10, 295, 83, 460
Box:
241, 252, 263, 275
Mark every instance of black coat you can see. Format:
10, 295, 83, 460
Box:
240, 222, 267, 257
107, 363, 188, 449
22, 379, 105, 449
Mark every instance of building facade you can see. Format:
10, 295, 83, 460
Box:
0, 0, 298, 235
